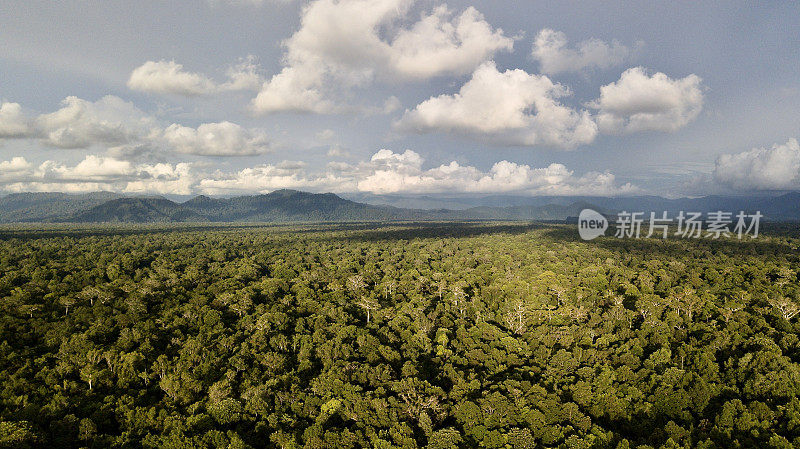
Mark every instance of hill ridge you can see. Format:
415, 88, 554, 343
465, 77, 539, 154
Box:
1, 190, 799, 223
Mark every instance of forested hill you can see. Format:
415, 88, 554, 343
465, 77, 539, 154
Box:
0, 190, 601, 223
180, 190, 404, 222
0, 192, 121, 222
60, 191, 405, 223
349, 192, 800, 220
68, 198, 209, 223
1, 189, 799, 223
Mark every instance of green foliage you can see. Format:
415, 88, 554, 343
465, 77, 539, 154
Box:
0, 221, 799, 448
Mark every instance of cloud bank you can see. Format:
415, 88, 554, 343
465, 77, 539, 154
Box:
0, 150, 637, 197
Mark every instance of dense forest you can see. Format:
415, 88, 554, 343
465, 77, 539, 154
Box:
1, 222, 800, 448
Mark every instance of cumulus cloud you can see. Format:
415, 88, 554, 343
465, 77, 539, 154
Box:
590, 67, 704, 133
162, 121, 270, 156
396, 62, 597, 148
0, 155, 196, 195
35, 96, 158, 149
197, 148, 636, 195
1, 181, 112, 194
713, 138, 800, 190
220, 57, 264, 92
252, 66, 335, 114
252, 0, 512, 114
353, 149, 637, 195
532, 29, 636, 75
0, 156, 32, 174
0, 102, 32, 137
43, 155, 135, 180
128, 61, 216, 96
198, 162, 349, 195
128, 58, 263, 96
0, 96, 271, 157
124, 163, 196, 195
389, 5, 515, 79
0, 155, 135, 189
0, 149, 637, 196
106, 143, 164, 162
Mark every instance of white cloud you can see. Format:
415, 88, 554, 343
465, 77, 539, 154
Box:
45, 155, 135, 180
0, 96, 272, 158
105, 143, 163, 161
128, 61, 217, 96
128, 59, 263, 96
354, 149, 637, 195
532, 29, 635, 75
0, 149, 637, 196
0, 156, 32, 175
388, 5, 514, 79
252, 66, 334, 114
162, 121, 271, 156
0, 102, 32, 137
396, 62, 598, 148
220, 57, 264, 92
0, 155, 196, 195
590, 67, 704, 133
197, 148, 636, 196
1, 181, 112, 194
198, 163, 350, 195
124, 163, 196, 195
35, 96, 158, 149
713, 138, 800, 190
252, 0, 512, 114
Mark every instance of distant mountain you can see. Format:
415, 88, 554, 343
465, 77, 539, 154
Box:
51, 190, 413, 223
1, 190, 798, 223
182, 195, 225, 209
346, 192, 800, 221
0, 192, 122, 222
756, 192, 800, 220
66, 197, 208, 223
341, 193, 482, 210
182, 189, 403, 222
457, 201, 602, 221
51, 190, 613, 223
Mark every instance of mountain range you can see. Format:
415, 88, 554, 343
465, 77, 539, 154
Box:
0, 190, 798, 223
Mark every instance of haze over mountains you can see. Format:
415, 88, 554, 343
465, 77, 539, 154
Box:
345, 192, 800, 221
0, 190, 798, 223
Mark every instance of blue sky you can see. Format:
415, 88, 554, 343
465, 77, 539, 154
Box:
1, 0, 798, 197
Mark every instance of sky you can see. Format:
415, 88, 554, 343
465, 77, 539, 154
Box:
1, 0, 798, 198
